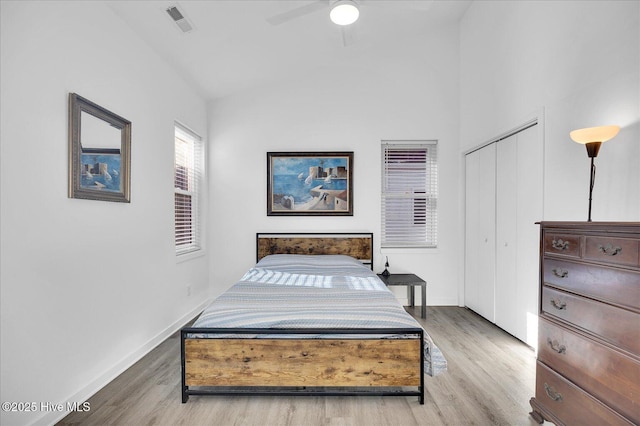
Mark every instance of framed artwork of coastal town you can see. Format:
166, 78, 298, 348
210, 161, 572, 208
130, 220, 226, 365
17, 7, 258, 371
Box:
68, 93, 131, 202
267, 151, 353, 216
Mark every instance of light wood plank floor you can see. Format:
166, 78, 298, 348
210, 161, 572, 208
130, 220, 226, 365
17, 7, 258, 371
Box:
59, 307, 540, 426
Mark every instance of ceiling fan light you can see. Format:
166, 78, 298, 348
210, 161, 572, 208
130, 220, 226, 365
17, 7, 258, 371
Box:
330, 0, 359, 26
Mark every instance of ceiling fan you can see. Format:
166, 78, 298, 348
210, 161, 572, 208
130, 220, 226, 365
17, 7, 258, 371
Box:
266, 0, 361, 46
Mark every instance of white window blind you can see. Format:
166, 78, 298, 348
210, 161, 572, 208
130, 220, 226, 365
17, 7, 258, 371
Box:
175, 124, 202, 255
381, 141, 438, 248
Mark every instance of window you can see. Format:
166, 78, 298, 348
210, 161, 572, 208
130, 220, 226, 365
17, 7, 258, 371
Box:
174, 123, 203, 255
381, 141, 438, 248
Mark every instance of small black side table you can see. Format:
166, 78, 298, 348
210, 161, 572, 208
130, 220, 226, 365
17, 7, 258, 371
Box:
377, 273, 427, 319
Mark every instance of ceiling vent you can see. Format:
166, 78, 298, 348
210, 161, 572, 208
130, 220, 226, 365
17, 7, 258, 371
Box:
166, 5, 194, 33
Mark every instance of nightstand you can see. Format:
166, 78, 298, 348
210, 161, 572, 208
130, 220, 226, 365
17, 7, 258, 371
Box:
377, 273, 427, 319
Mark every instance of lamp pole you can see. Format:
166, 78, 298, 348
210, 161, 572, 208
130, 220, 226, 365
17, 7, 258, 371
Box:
585, 141, 601, 223
588, 156, 595, 222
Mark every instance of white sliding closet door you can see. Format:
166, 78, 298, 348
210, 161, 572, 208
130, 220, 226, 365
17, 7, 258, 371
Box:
495, 136, 518, 335
464, 143, 496, 322
464, 151, 480, 315
515, 126, 542, 347
465, 123, 542, 347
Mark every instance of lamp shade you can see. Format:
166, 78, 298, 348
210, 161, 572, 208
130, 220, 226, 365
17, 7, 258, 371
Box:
570, 125, 620, 144
330, 0, 359, 26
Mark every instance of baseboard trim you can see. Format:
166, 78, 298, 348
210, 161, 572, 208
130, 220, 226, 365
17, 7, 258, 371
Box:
34, 299, 211, 426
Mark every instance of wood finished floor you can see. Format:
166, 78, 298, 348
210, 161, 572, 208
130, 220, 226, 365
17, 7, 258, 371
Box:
58, 307, 540, 426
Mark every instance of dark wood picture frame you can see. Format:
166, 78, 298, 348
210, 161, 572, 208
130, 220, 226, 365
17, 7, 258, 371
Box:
68, 93, 131, 202
267, 151, 353, 216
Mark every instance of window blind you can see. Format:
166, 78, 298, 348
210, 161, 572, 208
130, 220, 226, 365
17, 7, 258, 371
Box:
381, 141, 438, 248
175, 124, 202, 255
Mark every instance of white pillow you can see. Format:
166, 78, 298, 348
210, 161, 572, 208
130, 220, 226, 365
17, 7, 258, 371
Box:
256, 254, 366, 269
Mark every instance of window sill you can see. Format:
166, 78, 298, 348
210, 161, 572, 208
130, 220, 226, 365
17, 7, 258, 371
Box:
381, 247, 440, 255
176, 249, 206, 264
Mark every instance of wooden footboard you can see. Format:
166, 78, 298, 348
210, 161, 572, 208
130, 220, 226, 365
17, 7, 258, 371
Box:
181, 328, 425, 404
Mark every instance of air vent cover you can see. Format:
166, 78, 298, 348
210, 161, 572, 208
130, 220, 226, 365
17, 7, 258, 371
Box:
166, 5, 193, 33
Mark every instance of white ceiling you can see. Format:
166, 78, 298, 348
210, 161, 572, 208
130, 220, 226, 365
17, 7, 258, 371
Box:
106, 0, 472, 101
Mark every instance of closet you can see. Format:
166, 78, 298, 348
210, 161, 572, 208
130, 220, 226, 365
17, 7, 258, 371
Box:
464, 123, 542, 347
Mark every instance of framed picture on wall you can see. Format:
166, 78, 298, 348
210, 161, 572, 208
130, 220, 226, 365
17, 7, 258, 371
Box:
68, 93, 131, 202
267, 151, 353, 216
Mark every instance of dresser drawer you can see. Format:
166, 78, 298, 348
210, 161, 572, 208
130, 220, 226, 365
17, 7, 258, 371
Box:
543, 258, 640, 310
585, 235, 640, 267
542, 286, 640, 355
538, 318, 640, 421
535, 362, 634, 425
543, 233, 581, 258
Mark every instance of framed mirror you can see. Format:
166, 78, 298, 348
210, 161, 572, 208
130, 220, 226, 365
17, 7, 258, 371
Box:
68, 93, 131, 202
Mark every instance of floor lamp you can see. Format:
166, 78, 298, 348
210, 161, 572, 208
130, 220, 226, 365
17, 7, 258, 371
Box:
569, 125, 620, 222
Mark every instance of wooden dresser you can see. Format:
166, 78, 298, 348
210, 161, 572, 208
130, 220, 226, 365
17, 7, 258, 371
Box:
530, 222, 639, 425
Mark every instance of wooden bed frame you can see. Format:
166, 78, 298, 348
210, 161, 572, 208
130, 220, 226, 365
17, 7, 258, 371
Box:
181, 233, 425, 404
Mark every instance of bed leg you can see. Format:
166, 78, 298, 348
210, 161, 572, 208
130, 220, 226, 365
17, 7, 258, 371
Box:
181, 328, 188, 404
420, 329, 425, 405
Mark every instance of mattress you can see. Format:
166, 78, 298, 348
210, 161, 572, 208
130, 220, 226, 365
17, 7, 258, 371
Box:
192, 254, 447, 376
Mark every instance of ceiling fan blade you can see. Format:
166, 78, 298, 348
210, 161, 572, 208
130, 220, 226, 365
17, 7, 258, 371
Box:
266, 0, 329, 26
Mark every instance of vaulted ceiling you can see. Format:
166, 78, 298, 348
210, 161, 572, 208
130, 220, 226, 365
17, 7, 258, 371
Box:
107, 1, 472, 100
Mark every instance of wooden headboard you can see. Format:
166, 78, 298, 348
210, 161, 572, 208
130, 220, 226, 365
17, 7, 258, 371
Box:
256, 233, 374, 269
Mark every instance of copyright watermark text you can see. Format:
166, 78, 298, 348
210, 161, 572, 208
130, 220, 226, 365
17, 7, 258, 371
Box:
2, 401, 90, 413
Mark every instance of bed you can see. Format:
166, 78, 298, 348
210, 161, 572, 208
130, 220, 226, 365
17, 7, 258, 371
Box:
181, 233, 446, 404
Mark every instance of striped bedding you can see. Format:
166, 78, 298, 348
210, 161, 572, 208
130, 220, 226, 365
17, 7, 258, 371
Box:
192, 254, 447, 376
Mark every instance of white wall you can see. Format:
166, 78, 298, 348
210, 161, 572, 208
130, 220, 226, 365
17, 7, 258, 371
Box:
460, 0, 639, 221
0, 2, 208, 425
208, 24, 461, 306
4, 1, 636, 424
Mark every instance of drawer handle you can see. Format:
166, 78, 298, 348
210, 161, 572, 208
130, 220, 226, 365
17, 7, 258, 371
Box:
552, 268, 568, 278
547, 338, 566, 354
549, 298, 566, 310
544, 383, 563, 402
552, 239, 569, 251
598, 244, 622, 256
